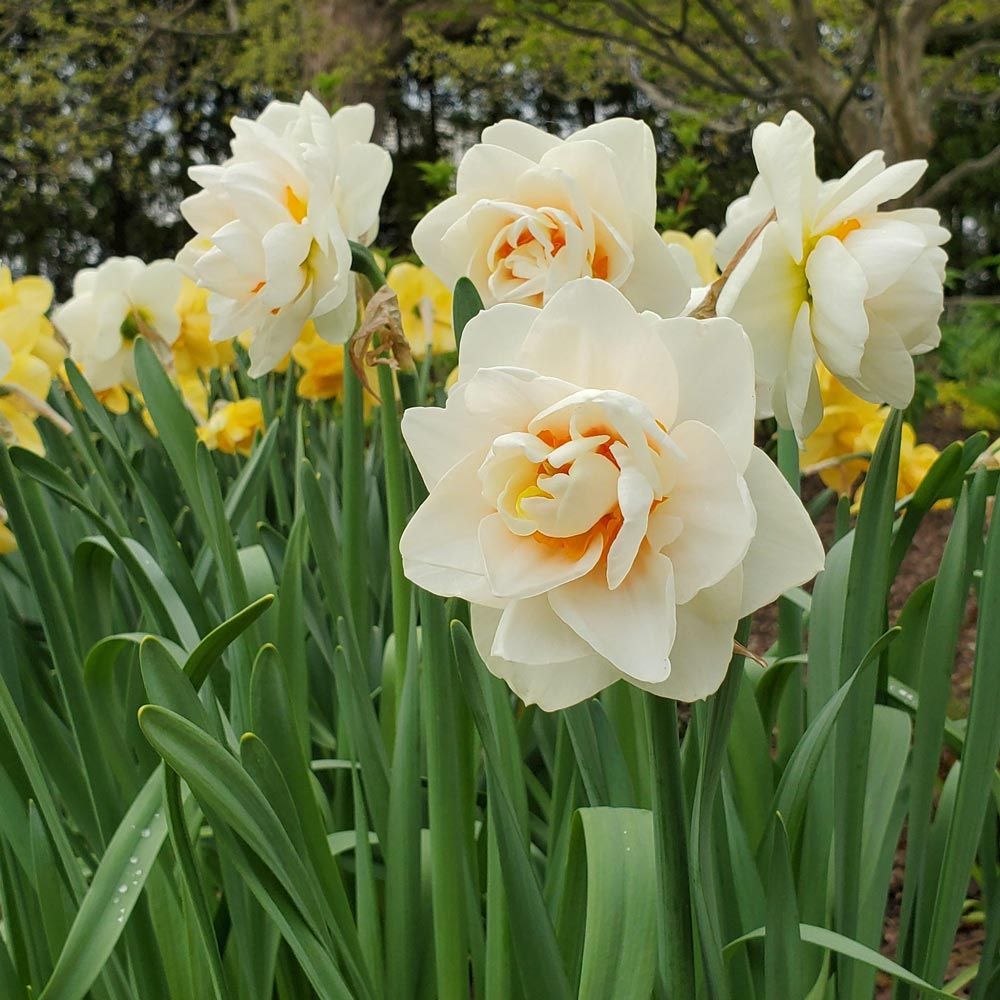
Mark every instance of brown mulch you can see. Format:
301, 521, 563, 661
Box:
744, 407, 988, 996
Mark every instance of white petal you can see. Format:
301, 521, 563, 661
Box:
471, 604, 619, 710
660, 420, 756, 604
813, 151, 885, 224
637, 569, 742, 702
247, 291, 312, 377
605, 445, 655, 590
456, 302, 539, 385
538, 141, 631, 237
259, 223, 312, 307
399, 452, 497, 604
854, 327, 916, 409
751, 111, 817, 262
411, 195, 474, 288
806, 235, 869, 379
841, 220, 927, 298
517, 278, 679, 421
616, 222, 692, 318
716, 222, 806, 388
456, 143, 538, 201
479, 513, 603, 600
480, 120, 562, 161
492, 595, 594, 664
654, 315, 755, 470
312, 292, 358, 345
130, 259, 182, 344
738, 448, 825, 616
402, 386, 512, 491
334, 144, 392, 241
461, 367, 579, 433
813, 159, 926, 233
550, 545, 675, 683
570, 118, 658, 222
772, 300, 822, 442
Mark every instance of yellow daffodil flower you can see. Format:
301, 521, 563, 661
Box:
801, 366, 882, 494
386, 263, 455, 358
173, 278, 235, 376
661, 229, 720, 285
854, 418, 942, 508
197, 398, 265, 456
292, 322, 349, 400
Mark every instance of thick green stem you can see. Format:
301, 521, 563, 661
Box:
350, 242, 413, 684
775, 429, 804, 766
341, 358, 369, 640
645, 695, 696, 997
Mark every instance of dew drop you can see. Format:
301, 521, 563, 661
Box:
129, 856, 138, 864
118, 884, 128, 894
140, 828, 151, 838
135, 869, 143, 876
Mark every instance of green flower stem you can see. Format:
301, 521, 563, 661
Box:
645, 694, 696, 997
341, 355, 369, 641
776, 428, 804, 766
350, 242, 413, 684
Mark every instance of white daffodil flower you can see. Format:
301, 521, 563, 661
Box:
413, 119, 692, 317
715, 110, 948, 441
399, 278, 824, 710
53, 257, 182, 392
178, 94, 392, 376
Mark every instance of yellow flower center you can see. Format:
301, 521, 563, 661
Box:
825, 217, 862, 242
284, 185, 308, 224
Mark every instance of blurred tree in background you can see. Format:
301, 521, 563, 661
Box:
3, 0, 998, 296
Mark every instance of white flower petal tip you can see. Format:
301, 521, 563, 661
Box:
716, 110, 948, 441
412, 117, 692, 316
401, 277, 824, 710
177, 95, 391, 375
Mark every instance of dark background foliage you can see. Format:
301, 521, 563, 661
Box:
4, 0, 998, 297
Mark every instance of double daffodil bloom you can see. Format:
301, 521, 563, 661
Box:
400, 278, 824, 710
179, 94, 391, 376
413, 119, 691, 317
716, 111, 948, 442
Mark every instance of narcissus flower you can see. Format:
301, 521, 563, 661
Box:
400, 278, 824, 710
716, 111, 948, 441
179, 94, 391, 376
854, 418, 942, 508
413, 119, 691, 317
801, 366, 883, 494
292, 322, 350, 400
662, 229, 720, 285
197, 398, 265, 456
53, 257, 182, 393
0, 267, 65, 377
173, 278, 235, 376
386, 263, 454, 357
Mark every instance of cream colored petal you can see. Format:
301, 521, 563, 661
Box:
549, 545, 675, 683
654, 315, 755, 470
517, 278, 679, 421
738, 448, 825, 616
479, 512, 603, 601
480, 120, 562, 162
471, 604, 619, 710
660, 420, 756, 605
636, 569, 742, 702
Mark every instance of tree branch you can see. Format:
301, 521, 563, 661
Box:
919, 141, 1000, 204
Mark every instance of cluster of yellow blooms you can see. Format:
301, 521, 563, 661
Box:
802, 366, 942, 505
0, 243, 946, 555
0, 268, 66, 553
